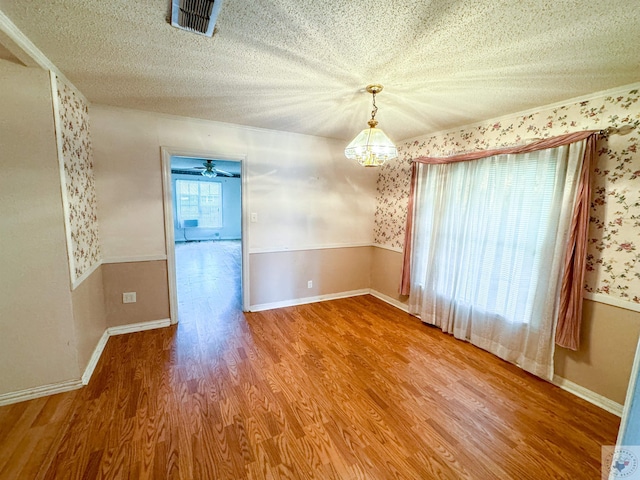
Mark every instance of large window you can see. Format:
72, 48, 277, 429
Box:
176, 180, 222, 228
414, 155, 557, 325
407, 140, 587, 379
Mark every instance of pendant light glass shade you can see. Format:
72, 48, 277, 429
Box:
345, 84, 397, 167
344, 124, 398, 167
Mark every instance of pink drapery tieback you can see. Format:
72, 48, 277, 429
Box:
400, 130, 600, 350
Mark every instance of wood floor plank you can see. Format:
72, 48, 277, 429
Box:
0, 241, 622, 479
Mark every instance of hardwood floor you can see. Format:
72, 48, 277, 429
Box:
0, 241, 620, 479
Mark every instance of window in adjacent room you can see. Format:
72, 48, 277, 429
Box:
175, 179, 222, 228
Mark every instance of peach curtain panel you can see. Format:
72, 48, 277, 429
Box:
399, 162, 417, 296
400, 130, 600, 351
555, 133, 598, 350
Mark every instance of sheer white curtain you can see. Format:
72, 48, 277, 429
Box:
408, 141, 586, 379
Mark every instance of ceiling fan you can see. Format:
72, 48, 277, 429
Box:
172, 159, 237, 178
196, 160, 234, 178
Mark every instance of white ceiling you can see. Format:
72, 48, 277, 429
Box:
1, 0, 638, 142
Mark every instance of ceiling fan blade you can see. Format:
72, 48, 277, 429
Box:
215, 169, 234, 177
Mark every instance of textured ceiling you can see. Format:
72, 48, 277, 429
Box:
0, 0, 638, 141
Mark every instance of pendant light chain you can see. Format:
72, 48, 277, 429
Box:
371, 91, 378, 122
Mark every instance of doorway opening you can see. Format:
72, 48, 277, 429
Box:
161, 148, 249, 324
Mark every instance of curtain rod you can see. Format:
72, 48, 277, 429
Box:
526, 125, 636, 143
599, 124, 636, 137
432, 126, 636, 158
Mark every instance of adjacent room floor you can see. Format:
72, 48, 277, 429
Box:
175, 240, 242, 323
0, 241, 621, 479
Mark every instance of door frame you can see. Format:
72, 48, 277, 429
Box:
613, 335, 640, 451
160, 146, 250, 323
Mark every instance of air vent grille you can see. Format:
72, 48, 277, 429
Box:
170, 0, 223, 37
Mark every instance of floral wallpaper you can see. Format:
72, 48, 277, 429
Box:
57, 77, 101, 281
374, 87, 640, 304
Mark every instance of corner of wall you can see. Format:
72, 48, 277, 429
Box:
52, 74, 102, 286
101, 260, 170, 328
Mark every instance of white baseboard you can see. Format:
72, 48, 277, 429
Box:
80, 318, 171, 385
249, 289, 370, 312
108, 318, 171, 336
81, 330, 109, 385
368, 289, 410, 313
553, 375, 623, 416
249, 289, 410, 314
0, 379, 83, 407
0, 319, 173, 407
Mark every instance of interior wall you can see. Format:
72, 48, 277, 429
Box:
52, 77, 109, 383
376, 85, 640, 302
172, 173, 241, 242
250, 247, 372, 307
71, 267, 107, 370
55, 77, 101, 281
102, 261, 170, 327
92, 105, 378, 310
0, 61, 79, 395
370, 246, 407, 305
93, 106, 377, 259
555, 300, 640, 405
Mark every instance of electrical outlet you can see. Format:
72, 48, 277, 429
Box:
123, 292, 137, 303
307, 280, 313, 289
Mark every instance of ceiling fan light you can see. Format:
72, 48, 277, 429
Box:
202, 169, 216, 178
345, 127, 398, 167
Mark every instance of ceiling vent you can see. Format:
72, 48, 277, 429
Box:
170, 0, 223, 37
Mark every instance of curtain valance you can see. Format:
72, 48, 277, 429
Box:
412, 130, 598, 165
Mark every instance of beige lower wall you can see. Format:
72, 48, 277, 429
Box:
370, 246, 640, 405
249, 247, 372, 307
99, 247, 371, 321
102, 260, 170, 327
555, 300, 640, 405
370, 246, 409, 306
71, 266, 107, 372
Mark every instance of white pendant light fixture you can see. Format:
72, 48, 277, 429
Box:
345, 84, 398, 167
